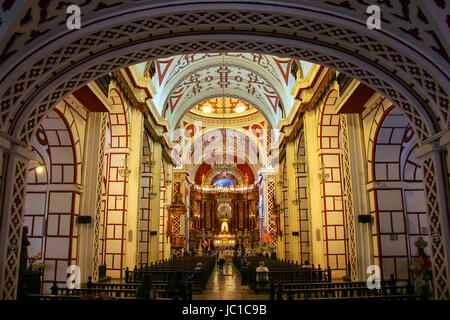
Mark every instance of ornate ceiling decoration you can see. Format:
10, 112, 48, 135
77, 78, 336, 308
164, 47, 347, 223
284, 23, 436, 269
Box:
151, 52, 294, 130
191, 97, 256, 117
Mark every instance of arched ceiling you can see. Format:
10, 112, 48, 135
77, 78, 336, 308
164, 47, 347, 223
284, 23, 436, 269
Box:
177, 128, 265, 167
177, 127, 265, 182
148, 52, 298, 132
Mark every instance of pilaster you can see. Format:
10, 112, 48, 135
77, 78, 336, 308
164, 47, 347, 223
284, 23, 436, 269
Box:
77, 112, 107, 282
341, 114, 373, 281
415, 136, 450, 300
149, 142, 162, 263
303, 108, 325, 267
286, 139, 300, 262
0, 142, 34, 299
125, 107, 144, 269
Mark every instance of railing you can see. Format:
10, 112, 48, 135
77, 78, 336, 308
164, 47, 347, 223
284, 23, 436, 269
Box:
247, 269, 331, 292
269, 279, 425, 300
25, 278, 193, 300
125, 269, 206, 292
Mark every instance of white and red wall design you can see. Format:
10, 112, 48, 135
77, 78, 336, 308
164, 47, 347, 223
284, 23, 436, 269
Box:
24, 101, 86, 293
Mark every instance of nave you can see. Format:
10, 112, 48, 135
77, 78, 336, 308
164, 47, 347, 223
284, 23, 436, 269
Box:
0, 1, 448, 302
192, 262, 266, 300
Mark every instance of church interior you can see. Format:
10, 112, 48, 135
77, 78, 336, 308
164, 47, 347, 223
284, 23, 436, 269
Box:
0, 1, 448, 303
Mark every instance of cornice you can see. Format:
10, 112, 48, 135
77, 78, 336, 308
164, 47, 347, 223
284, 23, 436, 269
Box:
111, 69, 174, 164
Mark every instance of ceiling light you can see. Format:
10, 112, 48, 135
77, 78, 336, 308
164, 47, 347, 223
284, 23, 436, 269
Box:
202, 105, 212, 113
235, 105, 246, 113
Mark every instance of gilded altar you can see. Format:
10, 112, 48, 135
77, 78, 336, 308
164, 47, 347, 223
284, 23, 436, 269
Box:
189, 184, 259, 251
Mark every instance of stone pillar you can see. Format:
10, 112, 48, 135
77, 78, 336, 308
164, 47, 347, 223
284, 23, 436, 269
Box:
0, 141, 34, 300
341, 114, 373, 281
201, 200, 205, 231
164, 164, 173, 260
260, 169, 276, 251
172, 170, 189, 256
125, 107, 144, 269
149, 142, 162, 263
286, 139, 300, 262
77, 112, 107, 282
415, 136, 450, 300
233, 201, 237, 233
275, 164, 285, 260
303, 108, 325, 268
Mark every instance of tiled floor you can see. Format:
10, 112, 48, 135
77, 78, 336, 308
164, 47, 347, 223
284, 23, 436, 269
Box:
193, 262, 269, 300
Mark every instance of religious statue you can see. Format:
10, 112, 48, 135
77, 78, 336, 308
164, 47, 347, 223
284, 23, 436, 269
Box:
217, 203, 232, 219
192, 201, 200, 217
221, 221, 229, 233
409, 237, 433, 296
250, 201, 256, 215
173, 190, 184, 204
201, 174, 206, 185
217, 202, 232, 234
273, 196, 281, 237
244, 173, 249, 186
18, 226, 42, 299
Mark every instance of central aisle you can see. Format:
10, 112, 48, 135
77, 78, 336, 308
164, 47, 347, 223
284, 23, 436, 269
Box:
193, 261, 268, 300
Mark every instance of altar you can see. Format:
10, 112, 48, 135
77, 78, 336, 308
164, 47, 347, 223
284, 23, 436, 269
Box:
213, 234, 236, 247
189, 184, 259, 251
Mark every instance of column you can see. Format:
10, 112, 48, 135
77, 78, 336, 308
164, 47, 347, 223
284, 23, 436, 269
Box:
77, 112, 107, 282
149, 142, 162, 263
415, 137, 450, 300
275, 166, 285, 260
164, 164, 173, 260
201, 200, 205, 231
341, 114, 373, 281
125, 107, 144, 269
260, 169, 276, 251
0, 141, 34, 300
303, 109, 325, 268
286, 139, 300, 262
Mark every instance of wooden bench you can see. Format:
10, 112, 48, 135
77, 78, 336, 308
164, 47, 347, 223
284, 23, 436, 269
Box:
246, 269, 332, 293
125, 256, 215, 293
269, 280, 425, 300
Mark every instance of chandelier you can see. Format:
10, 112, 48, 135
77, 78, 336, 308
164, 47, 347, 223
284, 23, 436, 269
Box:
211, 52, 237, 175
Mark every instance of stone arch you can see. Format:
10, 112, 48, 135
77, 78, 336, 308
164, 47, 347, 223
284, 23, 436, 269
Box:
170, 91, 278, 133
0, 3, 446, 146
162, 56, 289, 129
179, 127, 266, 172
1, 1, 449, 300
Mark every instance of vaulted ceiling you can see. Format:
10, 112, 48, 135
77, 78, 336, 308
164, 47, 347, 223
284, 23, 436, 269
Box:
146, 52, 303, 132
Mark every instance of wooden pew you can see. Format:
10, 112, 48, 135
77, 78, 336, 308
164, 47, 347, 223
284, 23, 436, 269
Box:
269, 279, 425, 300
125, 256, 215, 293
233, 256, 332, 292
